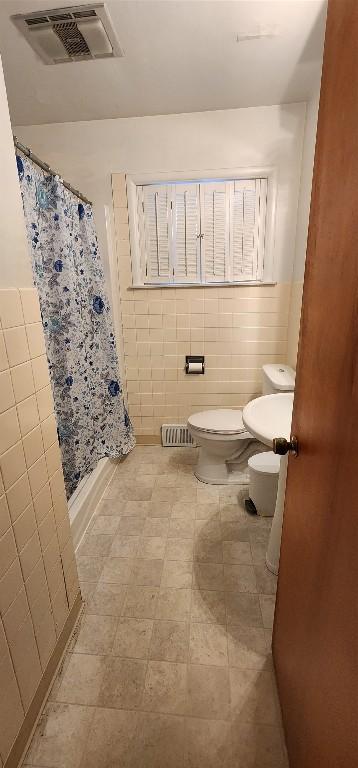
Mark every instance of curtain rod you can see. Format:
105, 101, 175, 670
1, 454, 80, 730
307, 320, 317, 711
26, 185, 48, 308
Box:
13, 136, 92, 206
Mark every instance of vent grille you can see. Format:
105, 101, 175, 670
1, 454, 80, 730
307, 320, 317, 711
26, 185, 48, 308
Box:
13, 4, 123, 64
73, 9, 97, 18
26, 16, 49, 26
25, 9, 98, 26
54, 21, 91, 57
161, 424, 196, 448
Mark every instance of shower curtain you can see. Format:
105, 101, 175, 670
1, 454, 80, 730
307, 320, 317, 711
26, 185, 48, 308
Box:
16, 152, 135, 498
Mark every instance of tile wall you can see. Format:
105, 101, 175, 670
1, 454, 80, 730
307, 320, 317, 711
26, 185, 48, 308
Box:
112, 174, 290, 438
0, 287, 80, 765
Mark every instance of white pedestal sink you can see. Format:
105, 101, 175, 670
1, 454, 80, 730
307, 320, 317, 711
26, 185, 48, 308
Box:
243, 393, 294, 575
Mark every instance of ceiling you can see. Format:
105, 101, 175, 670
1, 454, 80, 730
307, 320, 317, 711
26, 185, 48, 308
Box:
0, 0, 326, 126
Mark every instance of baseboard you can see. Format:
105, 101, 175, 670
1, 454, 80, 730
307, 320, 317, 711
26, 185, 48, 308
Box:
69, 458, 117, 550
6, 593, 83, 768
135, 434, 161, 445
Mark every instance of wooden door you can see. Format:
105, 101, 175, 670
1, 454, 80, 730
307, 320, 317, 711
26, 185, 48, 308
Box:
273, 1, 358, 766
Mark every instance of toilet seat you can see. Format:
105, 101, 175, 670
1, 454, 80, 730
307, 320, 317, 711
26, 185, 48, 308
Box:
188, 409, 248, 436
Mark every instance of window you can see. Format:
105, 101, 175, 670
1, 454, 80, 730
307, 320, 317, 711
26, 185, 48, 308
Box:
128, 173, 275, 286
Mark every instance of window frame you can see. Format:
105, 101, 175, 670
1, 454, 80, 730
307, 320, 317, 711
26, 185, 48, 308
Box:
126, 166, 277, 288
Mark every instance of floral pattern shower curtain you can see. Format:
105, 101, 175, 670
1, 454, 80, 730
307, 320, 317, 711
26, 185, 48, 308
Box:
17, 152, 135, 498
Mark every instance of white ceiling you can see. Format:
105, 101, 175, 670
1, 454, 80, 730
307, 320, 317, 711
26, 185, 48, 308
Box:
0, 0, 326, 126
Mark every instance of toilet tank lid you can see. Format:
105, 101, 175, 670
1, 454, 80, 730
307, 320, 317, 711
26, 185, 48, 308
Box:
262, 364, 295, 391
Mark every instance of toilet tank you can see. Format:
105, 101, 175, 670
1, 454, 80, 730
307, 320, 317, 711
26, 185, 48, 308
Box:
262, 364, 295, 395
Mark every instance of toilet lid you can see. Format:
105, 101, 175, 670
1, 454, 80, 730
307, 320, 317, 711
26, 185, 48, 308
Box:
188, 409, 247, 435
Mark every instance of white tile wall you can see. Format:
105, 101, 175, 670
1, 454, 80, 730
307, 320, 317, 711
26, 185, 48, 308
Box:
112, 174, 290, 437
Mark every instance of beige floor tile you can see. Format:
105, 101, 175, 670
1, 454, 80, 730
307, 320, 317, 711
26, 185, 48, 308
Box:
118, 516, 145, 535
196, 485, 220, 502
86, 583, 127, 616
77, 533, 113, 558
97, 499, 127, 516
194, 538, 223, 563
81, 707, 138, 768
225, 593, 263, 628
143, 517, 169, 537
147, 501, 172, 518
122, 501, 151, 517
76, 556, 104, 582
26, 702, 94, 768
168, 518, 195, 538
142, 661, 187, 714
113, 617, 154, 658
194, 503, 219, 520
134, 712, 185, 768
79, 581, 96, 601
136, 462, 165, 476
161, 560, 192, 589
193, 500, 219, 520
152, 488, 180, 504
184, 717, 232, 768
155, 588, 191, 621
186, 664, 230, 720
254, 565, 277, 595
99, 657, 147, 709
130, 558, 164, 586
91, 516, 120, 536
155, 473, 183, 487
230, 722, 285, 767
149, 620, 189, 662
55, 653, 106, 705
138, 536, 167, 559
122, 586, 159, 618
224, 564, 258, 593
259, 595, 276, 629
191, 589, 226, 625
189, 622, 228, 666
221, 521, 249, 542
110, 535, 139, 559
220, 503, 247, 521
171, 502, 196, 519
223, 540, 253, 564
195, 519, 221, 541
124, 486, 154, 501
74, 614, 117, 654
249, 530, 269, 564
228, 626, 272, 671
230, 668, 279, 725
100, 557, 133, 585
193, 562, 224, 591
166, 537, 194, 561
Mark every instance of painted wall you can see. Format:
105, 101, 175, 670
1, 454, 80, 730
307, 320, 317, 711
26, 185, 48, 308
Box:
16, 102, 306, 287
0, 58, 32, 289
287, 91, 320, 367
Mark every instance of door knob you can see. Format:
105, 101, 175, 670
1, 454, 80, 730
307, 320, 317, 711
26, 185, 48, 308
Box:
272, 435, 298, 457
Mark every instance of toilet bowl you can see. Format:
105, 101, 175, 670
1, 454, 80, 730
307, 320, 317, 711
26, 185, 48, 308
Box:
188, 364, 295, 485
187, 409, 265, 484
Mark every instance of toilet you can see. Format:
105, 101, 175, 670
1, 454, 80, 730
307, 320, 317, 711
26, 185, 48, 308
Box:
187, 363, 295, 484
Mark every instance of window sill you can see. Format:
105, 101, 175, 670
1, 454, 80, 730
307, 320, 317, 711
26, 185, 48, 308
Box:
130, 281, 277, 290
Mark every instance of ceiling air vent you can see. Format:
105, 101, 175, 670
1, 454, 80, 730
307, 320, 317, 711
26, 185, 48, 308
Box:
12, 4, 123, 64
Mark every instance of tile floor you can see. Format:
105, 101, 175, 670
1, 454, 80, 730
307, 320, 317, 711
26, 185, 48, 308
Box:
24, 445, 288, 768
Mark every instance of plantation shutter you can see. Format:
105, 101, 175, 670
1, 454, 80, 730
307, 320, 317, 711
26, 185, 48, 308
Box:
230, 178, 267, 281
138, 184, 173, 283
200, 181, 230, 283
172, 183, 200, 282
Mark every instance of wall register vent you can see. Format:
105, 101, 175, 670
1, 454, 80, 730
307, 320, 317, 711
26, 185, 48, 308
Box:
161, 425, 196, 448
12, 4, 123, 64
